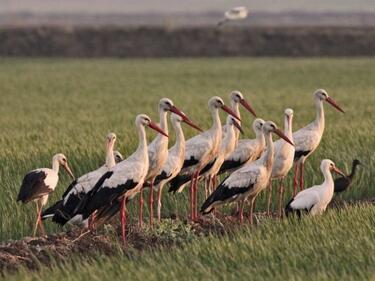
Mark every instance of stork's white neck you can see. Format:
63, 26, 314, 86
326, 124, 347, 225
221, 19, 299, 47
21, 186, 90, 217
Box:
284, 116, 293, 139
135, 124, 148, 155
157, 109, 169, 138
211, 107, 222, 131
172, 121, 185, 157
262, 131, 275, 171
52, 158, 60, 173
231, 101, 241, 142
322, 167, 334, 190
314, 98, 325, 132
105, 142, 116, 169
221, 123, 235, 152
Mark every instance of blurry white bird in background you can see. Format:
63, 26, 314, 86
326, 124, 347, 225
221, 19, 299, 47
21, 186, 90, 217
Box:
217, 6, 249, 26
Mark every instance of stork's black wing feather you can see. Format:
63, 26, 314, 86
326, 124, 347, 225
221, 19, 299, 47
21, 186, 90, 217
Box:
294, 150, 311, 161
61, 179, 78, 198
17, 171, 50, 203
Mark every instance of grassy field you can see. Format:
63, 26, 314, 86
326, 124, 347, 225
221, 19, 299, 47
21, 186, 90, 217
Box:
0, 57, 374, 280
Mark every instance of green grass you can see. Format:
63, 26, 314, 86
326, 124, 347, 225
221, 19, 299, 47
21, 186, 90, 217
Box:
0, 57, 374, 280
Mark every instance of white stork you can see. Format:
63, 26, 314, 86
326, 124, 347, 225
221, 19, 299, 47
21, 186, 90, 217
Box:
79, 114, 167, 244
219, 118, 266, 175
140, 98, 201, 228
200, 121, 294, 224
222, 90, 256, 144
150, 113, 199, 222
266, 109, 295, 218
17, 153, 75, 236
217, 6, 249, 26
169, 96, 241, 221
41, 133, 122, 227
202, 115, 244, 198
285, 159, 345, 217
293, 89, 344, 195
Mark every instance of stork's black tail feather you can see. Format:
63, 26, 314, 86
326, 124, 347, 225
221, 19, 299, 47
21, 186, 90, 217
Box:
168, 174, 191, 193
41, 200, 63, 220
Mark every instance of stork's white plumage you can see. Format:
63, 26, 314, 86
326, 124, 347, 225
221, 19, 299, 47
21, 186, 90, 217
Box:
265, 109, 295, 217
293, 89, 344, 195
169, 96, 241, 221
222, 90, 256, 144
17, 153, 75, 236
80, 114, 167, 244
152, 113, 198, 222
217, 6, 249, 26
202, 115, 243, 197
140, 98, 201, 228
219, 118, 266, 175
201, 121, 294, 224
285, 159, 345, 216
41, 133, 121, 226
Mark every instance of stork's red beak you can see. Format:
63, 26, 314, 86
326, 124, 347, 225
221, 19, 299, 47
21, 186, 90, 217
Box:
221, 105, 241, 121
332, 166, 346, 177
149, 121, 169, 137
232, 119, 244, 134
326, 97, 345, 113
170, 105, 203, 132
63, 163, 75, 180
240, 98, 257, 117
274, 128, 294, 146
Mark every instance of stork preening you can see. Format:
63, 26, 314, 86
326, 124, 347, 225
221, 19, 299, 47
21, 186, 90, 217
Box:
17, 154, 75, 236
334, 159, 362, 193
285, 159, 345, 217
201, 121, 294, 224
79, 114, 167, 244
169, 96, 242, 221
217, 6, 249, 26
266, 109, 295, 218
140, 98, 201, 228
293, 89, 344, 195
41, 133, 121, 227
219, 118, 266, 175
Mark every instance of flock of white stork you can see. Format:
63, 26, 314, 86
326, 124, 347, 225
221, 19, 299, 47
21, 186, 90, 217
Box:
17, 89, 348, 244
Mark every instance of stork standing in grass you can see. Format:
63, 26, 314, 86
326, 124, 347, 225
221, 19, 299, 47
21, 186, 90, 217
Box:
140, 98, 201, 228
41, 133, 122, 227
266, 109, 295, 218
285, 159, 345, 217
79, 114, 167, 244
150, 113, 199, 222
219, 118, 265, 175
217, 6, 249, 26
202, 115, 244, 198
293, 89, 344, 195
169, 96, 241, 221
201, 121, 294, 224
17, 153, 75, 236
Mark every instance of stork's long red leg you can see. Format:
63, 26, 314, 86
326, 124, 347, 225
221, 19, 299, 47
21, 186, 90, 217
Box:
38, 207, 45, 236
249, 199, 255, 225
139, 188, 144, 228
149, 178, 154, 228
33, 203, 39, 237
277, 178, 285, 219
300, 161, 305, 191
157, 184, 163, 222
189, 174, 195, 221
120, 197, 126, 245
194, 171, 200, 221
266, 181, 272, 216
293, 162, 299, 196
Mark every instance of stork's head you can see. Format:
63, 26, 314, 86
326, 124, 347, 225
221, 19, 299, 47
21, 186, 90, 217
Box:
208, 96, 241, 121
284, 108, 294, 123
159, 98, 202, 132
229, 90, 256, 117
53, 153, 75, 180
314, 89, 344, 113
252, 118, 265, 134
106, 132, 117, 151
226, 115, 244, 134
263, 121, 294, 146
321, 159, 346, 177
135, 114, 168, 137
113, 150, 123, 163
